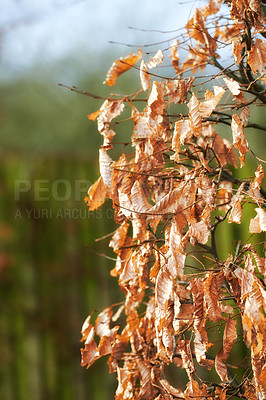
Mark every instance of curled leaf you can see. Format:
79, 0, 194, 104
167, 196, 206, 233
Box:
140, 59, 151, 91
85, 176, 106, 211
104, 50, 142, 86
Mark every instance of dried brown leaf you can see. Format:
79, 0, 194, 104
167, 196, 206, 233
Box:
248, 38, 266, 75
231, 114, 249, 167
85, 176, 106, 211
188, 93, 202, 136
104, 50, 142, 86
200, 86, 225, 117
215, 318, 237, 381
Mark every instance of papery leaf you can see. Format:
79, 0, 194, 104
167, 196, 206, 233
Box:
172, 119, 192, 150
240, 106, 250, 127
81, 315, 93, 342
99, 148, 113, 189
215, 318, 237, 381
166, 77, 194, 104
137, 359, 157, 399
150, 183, 186, 215
211, 132, 228, 167
131, 107, 153, 140
95, 307, 113, 338
97, 99, 125, 134
109, 220, 129, 253
191, 278, 206, 331
85, 176, 106, 211
130, 180, 151, 214
218, 181, 232, 210
169, 39, 181, 73
88, 109, 101, 121
204, 272, 231, 322
188, 93, 202, 136
116, 367, 134, 399
223, 77, 241, 96
203, 0, 223, 16
140, 59, 151, 91
80, 336, 99, 368
158, 378, 184, 397
249, 208, 266, 233
148, 81, 166, 116
187, 220, 210, 245
194, 329, 214, 369
232, 36, 246, 64
231, 114, 249, 167
223, 138, 239, 168
200, 86, 225, 117
104, 50, 142, 86
177, 339, 195, 377
155, 269, 173, 310
248, 38, 266, 75
147, 49, 164, 69
247, 164, 264, 204
228, 182, 245, 224
108, 336, 129, 372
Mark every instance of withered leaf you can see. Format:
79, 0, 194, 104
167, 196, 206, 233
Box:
231, 114, 249, 167
140, 59, 151, 91
249, 208, 266, 233
104, 49, 142, 86
215, 318, 237, 381
147, 49, 164, 69
84, 176, 106, 211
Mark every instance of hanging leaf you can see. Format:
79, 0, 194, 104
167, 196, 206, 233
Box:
223, 77, 241, 97
169, 39, 181, 74
147, 49, 164, 69
215, 318, 237, 381
99, 148, 113, 189
249, 208, 266, 233
155, 269, 173, 310
139, 59, 151, 91
188, 93, 202, 136
104, 49, 142, 86
247, 38, 266, 75
97, 99, 125, 133
200, 86, 225, 117
231, 114, 249, 167
84, 176, 106, 211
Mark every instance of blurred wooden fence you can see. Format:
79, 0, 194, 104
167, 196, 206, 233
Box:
0, 154, 119, 400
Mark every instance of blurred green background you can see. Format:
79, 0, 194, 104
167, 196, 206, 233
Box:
0, 1, 265, 400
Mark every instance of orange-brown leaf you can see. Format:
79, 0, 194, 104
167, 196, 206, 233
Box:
231, 114, 249, 167
228, 182, 245, 224
215, 318, 237, 381
104, 49, 142, 86
188, 93, 202, 136
248, 38, 266, 75
85, 176, 106, 211
155, 269, 173, 310
200, 86, 225, 117
170, 39, 181, 73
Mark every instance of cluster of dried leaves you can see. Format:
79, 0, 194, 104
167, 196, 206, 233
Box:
81, 0, 266, 399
